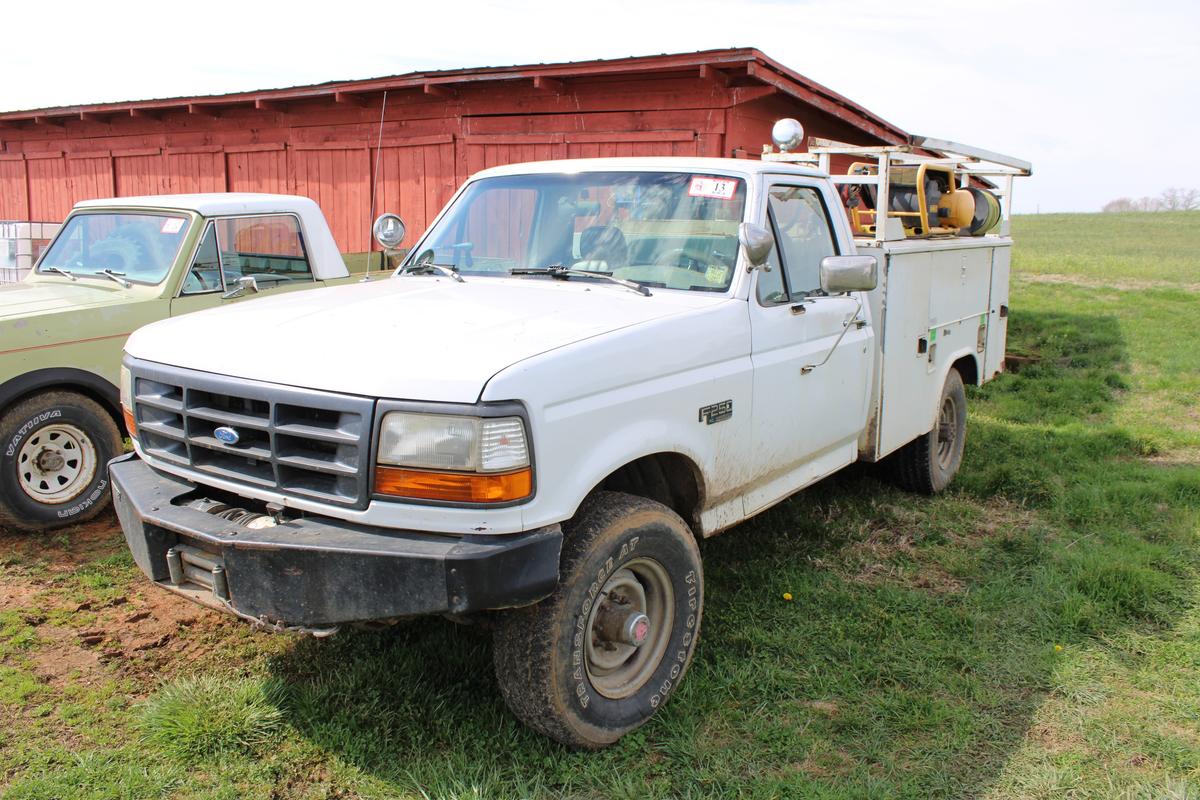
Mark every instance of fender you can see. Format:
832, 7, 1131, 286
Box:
554, 416, 711, 520
0, 367, 120, 418
927, 348, 981, 430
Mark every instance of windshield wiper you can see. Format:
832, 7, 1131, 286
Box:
93, 269, 131, 288
400, 262, 465, 283
42, 266, 76, 281
509, 266, 651, 297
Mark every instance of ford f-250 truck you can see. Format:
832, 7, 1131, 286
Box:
110, 124, 1030, 747
0, 194, 376, 532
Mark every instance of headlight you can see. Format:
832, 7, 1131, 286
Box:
120, 365, 137, 439
375, 412, 532, 503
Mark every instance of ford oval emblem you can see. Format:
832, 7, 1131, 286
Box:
214, 426, 240, 445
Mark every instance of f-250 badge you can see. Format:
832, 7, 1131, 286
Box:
698, 400, 733, 425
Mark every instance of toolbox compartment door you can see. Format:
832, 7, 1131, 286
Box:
984, 245, 1011, 380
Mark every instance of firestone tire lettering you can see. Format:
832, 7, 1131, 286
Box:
492, 492, 703, 749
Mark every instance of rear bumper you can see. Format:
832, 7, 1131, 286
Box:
109, 454, 562, 630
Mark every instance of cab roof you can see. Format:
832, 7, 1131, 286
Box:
73, 193, 319, 216
471, 157, 828, 181
70, 193, 348, 280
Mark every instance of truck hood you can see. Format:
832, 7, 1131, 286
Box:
126, 275, 725, 402
0, 278, 131, 319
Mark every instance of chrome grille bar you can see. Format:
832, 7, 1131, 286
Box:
129, 361, 374, 508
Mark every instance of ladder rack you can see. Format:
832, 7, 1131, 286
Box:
762, 136, 1032, 243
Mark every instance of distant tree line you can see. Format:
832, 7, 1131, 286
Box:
1103, 187, 1200, 212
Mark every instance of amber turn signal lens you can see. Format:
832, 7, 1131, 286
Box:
122, 407, 137, 439
374, 466, 532, 503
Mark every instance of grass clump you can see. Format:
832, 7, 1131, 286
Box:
138, 676, 285, 761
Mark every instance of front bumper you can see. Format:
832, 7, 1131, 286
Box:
110, 454, 562, 630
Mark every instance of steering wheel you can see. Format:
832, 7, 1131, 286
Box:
654, 247, 708, 272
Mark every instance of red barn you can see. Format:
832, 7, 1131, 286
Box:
0, 48, 906, 255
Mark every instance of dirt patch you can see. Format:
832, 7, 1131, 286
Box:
1144, 449, 1200, 466
0, 512, 126, 578
805, 699, 840, 716
795, 748, 855, 778
0, 581, 42, 612
834, 499, 1038, 595
1018, 273, 1200, 294
19, 588, 234, 693
2, 514, 236, 693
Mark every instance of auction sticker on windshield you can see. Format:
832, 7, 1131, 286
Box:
688, 177, 737, 200
160, 217, 186, 234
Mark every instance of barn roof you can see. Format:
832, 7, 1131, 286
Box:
0, 48, 908, 145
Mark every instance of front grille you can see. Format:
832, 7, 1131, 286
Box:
130, 362, 374, 507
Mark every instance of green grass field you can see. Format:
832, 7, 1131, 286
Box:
2, 212, 1198, 799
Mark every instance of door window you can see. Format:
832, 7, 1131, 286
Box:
759, 185, 838, 303
216, 215, 313, 287
181, 224, 222, 295
179, 214, 314, 295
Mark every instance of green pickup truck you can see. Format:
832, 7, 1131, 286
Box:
0, 193, 377, 531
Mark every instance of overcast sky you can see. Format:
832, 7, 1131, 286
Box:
2, 0, 1196, 213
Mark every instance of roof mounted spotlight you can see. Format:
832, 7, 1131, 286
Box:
771, 118, 805, 153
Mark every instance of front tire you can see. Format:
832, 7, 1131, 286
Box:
890, 368, 967, 494
0, 391, 123, 533
492, 491, 703, 749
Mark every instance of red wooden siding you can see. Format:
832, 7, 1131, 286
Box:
26, 155, 70, 221
66, 155, 115, 203
289, 146, 370, 252
374, 138, 455, 249
113, 153, 164, 197
0, 159, 28, 219
163, 150, 225, 194
226, 148, 287, 194
0, 50, 900, 247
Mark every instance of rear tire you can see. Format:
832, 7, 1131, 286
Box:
492, 491, 703, 749
890, 368, 967, 494
0, 391, 123, 533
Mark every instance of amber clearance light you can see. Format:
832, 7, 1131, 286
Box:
375, 466, 532, 503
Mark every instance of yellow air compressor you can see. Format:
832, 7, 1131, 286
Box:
845, 163, 1001, 237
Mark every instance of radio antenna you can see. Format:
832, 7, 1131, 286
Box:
362, 90, 388, 282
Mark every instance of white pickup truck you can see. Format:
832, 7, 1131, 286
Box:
110, 124, 1029, 748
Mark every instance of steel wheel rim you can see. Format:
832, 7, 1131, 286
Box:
936, 395, 959, 470
16, 423, 97, 504
585, 557, 674, 700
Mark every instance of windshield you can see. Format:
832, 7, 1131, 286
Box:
38, 212, 191, 285
404, 171, 748, 292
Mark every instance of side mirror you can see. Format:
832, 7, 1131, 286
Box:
738, 222, 774, 270
819, 255, 878, 293
372, 213, 407, 254
222, 275, 259, 300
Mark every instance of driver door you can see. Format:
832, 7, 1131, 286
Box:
743, 180, 874, 515
171, 214, 317, 316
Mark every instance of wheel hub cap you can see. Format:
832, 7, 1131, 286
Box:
594, 602, 651, 647
16, 423, 97, 505
36, 450, 66, 472
584, 560, 674, 700
936, 396, 958, 469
